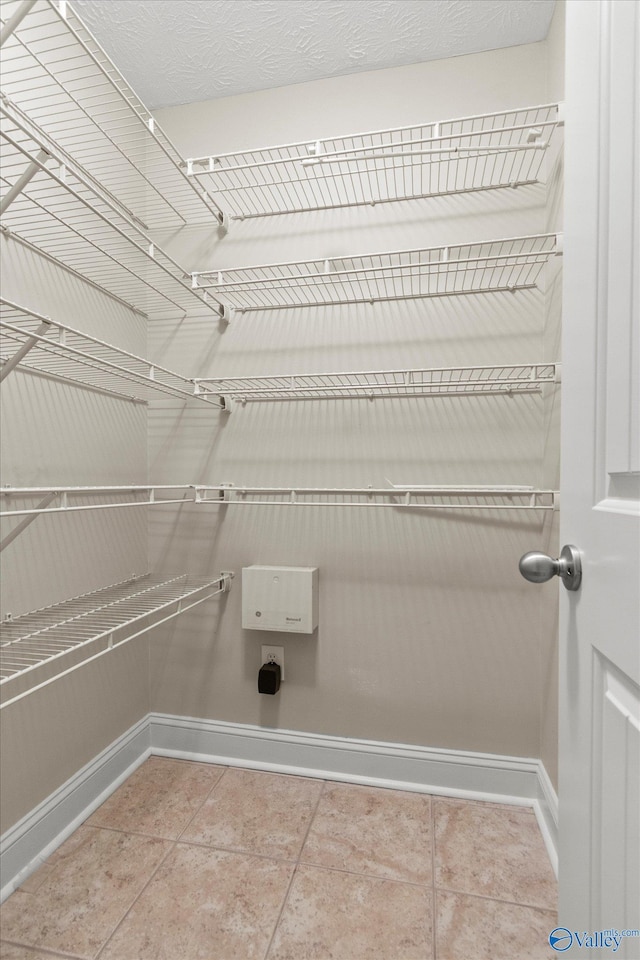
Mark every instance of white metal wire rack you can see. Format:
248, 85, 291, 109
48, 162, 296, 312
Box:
185, 103, 562, 219
0, 98, 224, 317
0, 573, 233, 706
0, 0, 225, 231
191, 233, 560, 312
0, 298, 225, 405
194, 362, 561, 403
0, 483, 557, 519
209, 484, 557, 510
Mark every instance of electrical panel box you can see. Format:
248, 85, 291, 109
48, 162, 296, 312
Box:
242, 565, 319, 633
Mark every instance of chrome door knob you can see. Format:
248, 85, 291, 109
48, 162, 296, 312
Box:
519, 544, 582, 591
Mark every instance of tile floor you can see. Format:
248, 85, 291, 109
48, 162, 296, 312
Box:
0, 757, 558, 960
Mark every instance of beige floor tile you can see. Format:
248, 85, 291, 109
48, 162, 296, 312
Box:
87, 757, 225, 839
300, 782, 432, 883
181, 767, 323, 858
434, 799, 557, 910
268, 863, 432, 960
100, 842, 294, 960
0, 827, 170, 959
435, 890, 557, 959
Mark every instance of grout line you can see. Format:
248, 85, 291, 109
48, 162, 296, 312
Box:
434, 884, 558, 913
262, 778, 328, 960
93, 832, 176, 960
174, 765, 231, 842
98, 762, 237, 957
292, 857, 434, 890
0, 940, 81, 959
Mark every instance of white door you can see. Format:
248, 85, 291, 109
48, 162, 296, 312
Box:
559, 1, 640, 957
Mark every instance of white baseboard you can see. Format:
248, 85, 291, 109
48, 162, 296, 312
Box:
1, 712, 559, 901
149, 712, 540, 802
0, 717, 150, 903
534, 760, 559, 877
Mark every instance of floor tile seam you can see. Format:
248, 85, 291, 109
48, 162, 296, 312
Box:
93, 834, 179, 960
263, 778, 329, 960
79, 822, 178, 842
295, 857, 434, 890
172, 765, 232, 844
433, 884, 558, 913
0, 939, 82, 959
168, 836, 301, 866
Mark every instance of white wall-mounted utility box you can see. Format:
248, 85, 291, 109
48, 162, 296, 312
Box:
242, 565, 319, 633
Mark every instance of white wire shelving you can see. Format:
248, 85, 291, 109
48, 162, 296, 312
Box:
0, 482, 556, 555
194, 362, 561, 403
0, 572, 234, 707
0, 97, 224, 318
191, 233, 560, 312
0, 0, 225, 231
185, 103, 562, 220
0, 298, 225, 405
0, 483, 557, 519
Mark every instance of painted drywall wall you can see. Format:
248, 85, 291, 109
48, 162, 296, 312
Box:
146, 42, 559, 759
0, 238, 150, 831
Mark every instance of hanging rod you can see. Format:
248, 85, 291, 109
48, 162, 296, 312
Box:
0, 572, 234, 708
193, 362, 561, 403
0, 100, 224, 318
0, 0, 226, 231
190, 233, 560, 312
0, 298, 225, 405
184, 102, 562, 218
0, 484, 558, 519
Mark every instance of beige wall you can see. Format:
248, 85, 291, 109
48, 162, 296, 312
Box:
0, 236, 150, 831
148, 41, 560, 759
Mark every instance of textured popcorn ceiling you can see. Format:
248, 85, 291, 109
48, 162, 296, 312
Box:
73, 0, 556, 109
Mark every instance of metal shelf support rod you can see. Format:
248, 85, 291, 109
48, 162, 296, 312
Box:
0, 319, 52, 381
0, 492, 58, 553
0, 148, 50, 216
0, 0, 37, 47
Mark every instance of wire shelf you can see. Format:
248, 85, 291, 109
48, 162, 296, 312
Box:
185, 103, 562, 219
194, 362, 560, 403
0, 0, 224, 231
191, 234, 560, 311
210, 484, 557, 510
0, 484, 557, 520
0, 298, 224, 405
0, 573, 232, 704
0, 98, 223, 317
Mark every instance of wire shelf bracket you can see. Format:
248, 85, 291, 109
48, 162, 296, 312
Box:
184, 103, 563, 219
0, 572, 234, 707
190, 234, 561, 311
